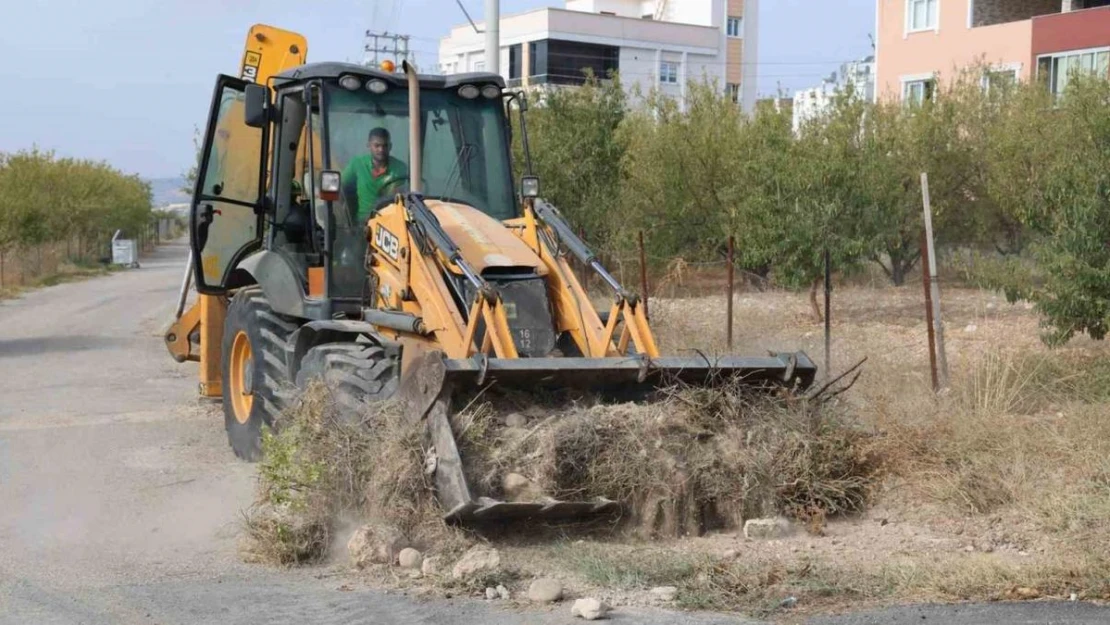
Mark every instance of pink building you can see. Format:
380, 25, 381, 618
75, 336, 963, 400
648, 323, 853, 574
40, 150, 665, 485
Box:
876, 0, 1110, 102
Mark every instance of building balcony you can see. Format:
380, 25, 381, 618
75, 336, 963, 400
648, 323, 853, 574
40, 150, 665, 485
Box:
1032, 4, 1110, 56
971, 0, 1110, 28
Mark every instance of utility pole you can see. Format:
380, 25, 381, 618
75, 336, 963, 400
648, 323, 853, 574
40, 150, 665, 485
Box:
364, 30, 412, 68
485, 0, 499, 74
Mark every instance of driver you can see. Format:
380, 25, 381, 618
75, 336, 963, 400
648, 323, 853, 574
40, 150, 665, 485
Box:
341, 127, 408, 222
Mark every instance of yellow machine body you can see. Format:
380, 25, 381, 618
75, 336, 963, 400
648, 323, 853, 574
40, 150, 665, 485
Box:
164, 24, 306, 396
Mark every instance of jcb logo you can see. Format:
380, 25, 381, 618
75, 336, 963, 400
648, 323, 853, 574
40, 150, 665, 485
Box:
241, 51, 262, 82
375, 225, 400, 260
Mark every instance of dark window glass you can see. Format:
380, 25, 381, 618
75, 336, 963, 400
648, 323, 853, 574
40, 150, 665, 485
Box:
529, 40, 547, 78
508, 44, 521, 79
526, 39, 618, 85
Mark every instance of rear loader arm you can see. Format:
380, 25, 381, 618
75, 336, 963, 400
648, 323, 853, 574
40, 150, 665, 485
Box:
530, 200, 660, 359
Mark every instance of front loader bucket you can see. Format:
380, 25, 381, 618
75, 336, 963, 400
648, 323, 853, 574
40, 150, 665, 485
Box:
399, 351, 817, 524
445, 352, 818, 395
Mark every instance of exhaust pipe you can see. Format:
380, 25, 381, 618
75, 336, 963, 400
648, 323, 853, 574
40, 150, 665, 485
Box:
402, 60, 422, 194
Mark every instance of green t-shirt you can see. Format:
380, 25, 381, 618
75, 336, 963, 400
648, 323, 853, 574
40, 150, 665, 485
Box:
341, 154, 408, 222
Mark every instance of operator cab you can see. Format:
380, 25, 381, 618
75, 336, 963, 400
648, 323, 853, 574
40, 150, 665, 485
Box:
188, 62, 515, 318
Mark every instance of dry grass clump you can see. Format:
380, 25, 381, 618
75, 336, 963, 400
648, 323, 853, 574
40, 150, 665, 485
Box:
456, 384, 883, 537
554, 542, 1110, 616
886, 349, 1110, 530
243, 382, 450, 565
678, 551, 1110, 615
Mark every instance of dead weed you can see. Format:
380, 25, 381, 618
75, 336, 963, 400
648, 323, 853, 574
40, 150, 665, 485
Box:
242, 382, 456, 565
455, 384, 883, 538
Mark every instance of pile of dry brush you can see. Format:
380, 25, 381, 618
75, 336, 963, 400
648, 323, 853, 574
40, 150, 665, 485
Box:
244, 374, 883, 563
456, 379, 882, 537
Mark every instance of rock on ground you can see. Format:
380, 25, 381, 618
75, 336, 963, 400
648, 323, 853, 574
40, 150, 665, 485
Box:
398, 547, 422, 570
571, 598, 610, 620
452, 546, 501, 580
421, 555, 442, 577
502, 473, 540, 502
496, 584, 511, 600
485, 587, 498, 600
527, 578, 564, 603
347, 525, 408, 567
504, 412, 528, 428
743, 517, 795, 540
650, 586, 678, 602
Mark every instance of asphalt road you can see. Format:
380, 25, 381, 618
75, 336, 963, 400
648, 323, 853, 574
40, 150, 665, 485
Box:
1, 241, 1108, 625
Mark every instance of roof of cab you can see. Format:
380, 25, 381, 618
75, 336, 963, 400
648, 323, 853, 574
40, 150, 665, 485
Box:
272, 62, 506, 90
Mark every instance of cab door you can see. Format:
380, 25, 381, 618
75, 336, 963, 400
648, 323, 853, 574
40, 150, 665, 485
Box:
190, 75, 268, 294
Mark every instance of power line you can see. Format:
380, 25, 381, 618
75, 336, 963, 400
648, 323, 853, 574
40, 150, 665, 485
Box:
364, 31, 412, 67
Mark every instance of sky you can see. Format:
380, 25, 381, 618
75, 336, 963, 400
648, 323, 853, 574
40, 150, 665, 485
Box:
0, 0, 874, 180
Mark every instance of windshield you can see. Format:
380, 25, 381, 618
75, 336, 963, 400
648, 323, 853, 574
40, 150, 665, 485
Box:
320, 82, 516, 300
325, 84, 516, 225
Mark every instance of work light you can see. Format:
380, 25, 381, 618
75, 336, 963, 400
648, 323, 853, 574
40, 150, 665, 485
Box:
339, 75, 362, 91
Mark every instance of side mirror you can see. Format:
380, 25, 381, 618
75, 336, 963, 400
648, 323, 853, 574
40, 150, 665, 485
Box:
521, 175, 540, 199
244, 83, 270, 128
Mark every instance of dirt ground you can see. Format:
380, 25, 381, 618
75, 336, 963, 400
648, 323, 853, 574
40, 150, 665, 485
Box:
350, 283, 1110, 621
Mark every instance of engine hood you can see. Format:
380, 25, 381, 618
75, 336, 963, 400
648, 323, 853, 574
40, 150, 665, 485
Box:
426, 200, 547, 276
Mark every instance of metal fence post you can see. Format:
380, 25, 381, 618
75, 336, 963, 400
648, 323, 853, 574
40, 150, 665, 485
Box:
638, 230, 649, 319
727, 235, 735, 350
824, 248, 832, 379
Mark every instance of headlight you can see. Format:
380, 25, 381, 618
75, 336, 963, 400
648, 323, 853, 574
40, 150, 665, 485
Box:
521, 175, 540, 198
481, 84, 501, 99
366, 79, 388, 94
320, 171, 341, 193
458, 84, 480, 99
339, 75, 362, 91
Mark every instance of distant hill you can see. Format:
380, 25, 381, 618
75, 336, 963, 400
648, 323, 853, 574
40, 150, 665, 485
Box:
146, 177, 190, 208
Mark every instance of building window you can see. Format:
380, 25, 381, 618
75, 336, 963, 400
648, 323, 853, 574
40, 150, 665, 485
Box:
726, 83, 741, 102
982, 68, 1018, 94
508, 44, 521, 79
727, 16, 743, 38
660, 61, 679, 84
528, 39, 619, 85
473, 60, 486, 72
1037, 48, 1110, 98
906, 0, 938, 32
903, 78, 936, 104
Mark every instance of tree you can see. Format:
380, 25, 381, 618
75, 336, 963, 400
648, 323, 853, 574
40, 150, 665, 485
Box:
616, 82, 748, 264
1020, 76, 1110, 343
515, 73, 626, 249
0, 149, 153, 265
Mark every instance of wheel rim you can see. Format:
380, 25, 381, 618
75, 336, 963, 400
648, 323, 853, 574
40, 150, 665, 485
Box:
229, 330, 254, 424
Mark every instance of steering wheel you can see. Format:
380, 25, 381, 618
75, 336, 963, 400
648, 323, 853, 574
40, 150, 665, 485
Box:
368, 177, 410, 215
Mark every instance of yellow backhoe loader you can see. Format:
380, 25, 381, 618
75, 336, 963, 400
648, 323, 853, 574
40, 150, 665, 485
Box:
166, 24, 817, 523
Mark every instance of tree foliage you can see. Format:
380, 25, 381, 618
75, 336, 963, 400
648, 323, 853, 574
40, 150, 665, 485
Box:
517, 67, 1110, 344
0, 149, 153, 255
512, 75, 626, 248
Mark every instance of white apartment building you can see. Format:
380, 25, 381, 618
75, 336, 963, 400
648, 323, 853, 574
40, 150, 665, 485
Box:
791, 56, 875, 134
438, 0, 760, 111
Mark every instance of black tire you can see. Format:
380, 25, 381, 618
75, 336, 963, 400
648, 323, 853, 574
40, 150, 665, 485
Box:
221, 287, 298, 460
295, 341, 399, 422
